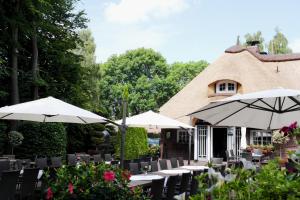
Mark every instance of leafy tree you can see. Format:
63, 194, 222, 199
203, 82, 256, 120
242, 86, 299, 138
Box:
268, 28, 292, 54
100, 48, 169, 118
73, 29, 101, 111
167, 61, 208, 89
244, 31, 265, 51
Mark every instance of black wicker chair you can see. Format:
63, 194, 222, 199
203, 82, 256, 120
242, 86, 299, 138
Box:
129, 163, 139, 175
17, 168, 39, 199
177, 157, 184, 166
170, 158, 178, 168
0, 170, 20, 200
150, 161, 158, 172
159, 159, 168, 170
150, 178, 165, 200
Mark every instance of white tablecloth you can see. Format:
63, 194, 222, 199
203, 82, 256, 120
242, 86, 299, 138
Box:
130, 175, 163, 181
179, 165, 209, 171
159, 169, 190, 175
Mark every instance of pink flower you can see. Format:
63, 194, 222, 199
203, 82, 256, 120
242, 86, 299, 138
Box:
103, 171, 115, 182
46, 187, 53, 200
289, 121, 297, 130
280, 126, 290, 135
68, 182, 74, 194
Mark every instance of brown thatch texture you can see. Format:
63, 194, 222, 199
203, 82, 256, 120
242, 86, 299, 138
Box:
159, 50, 300, 124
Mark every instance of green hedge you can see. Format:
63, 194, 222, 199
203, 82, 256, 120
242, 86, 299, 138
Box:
115, 127, 148, 160
15, 122, 67, 159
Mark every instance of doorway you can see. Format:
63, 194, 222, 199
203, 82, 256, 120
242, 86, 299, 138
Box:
212, 128, 227, 160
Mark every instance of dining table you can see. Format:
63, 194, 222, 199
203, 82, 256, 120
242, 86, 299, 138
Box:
129, 165, 209, 187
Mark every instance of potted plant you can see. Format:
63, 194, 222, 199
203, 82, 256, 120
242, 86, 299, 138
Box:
8, 131, 24, 154
272, 130, 289, 159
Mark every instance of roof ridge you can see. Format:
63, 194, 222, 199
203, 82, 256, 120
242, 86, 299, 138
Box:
225, 45, 300, 62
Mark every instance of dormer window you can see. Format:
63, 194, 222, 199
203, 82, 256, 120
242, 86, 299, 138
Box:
216, 81, 237, 94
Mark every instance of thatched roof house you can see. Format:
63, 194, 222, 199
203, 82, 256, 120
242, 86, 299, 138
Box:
159, 45, 300, 161
160, 45, 300, 125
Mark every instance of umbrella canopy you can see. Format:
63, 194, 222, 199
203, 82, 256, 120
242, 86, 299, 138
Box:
0, 96, 107, 124
189, 88, 300, 130
116, 110, 193, 129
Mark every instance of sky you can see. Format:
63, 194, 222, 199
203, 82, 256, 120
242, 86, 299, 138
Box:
76, 0, 300, 64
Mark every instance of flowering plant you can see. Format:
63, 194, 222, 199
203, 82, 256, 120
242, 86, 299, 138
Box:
279, 121, 298, 136
272, 130, 289, 145
43, 163, 148, 200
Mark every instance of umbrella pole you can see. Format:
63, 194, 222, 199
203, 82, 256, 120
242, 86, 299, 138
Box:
120, 100, 127, 169
188, 129, 191, 165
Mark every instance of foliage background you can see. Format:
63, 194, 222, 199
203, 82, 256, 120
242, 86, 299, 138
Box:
15, 122, 67, 159
114, 127, 148, 160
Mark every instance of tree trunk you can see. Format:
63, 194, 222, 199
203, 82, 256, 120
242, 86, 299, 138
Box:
10, 0, 20, 130
32, 25, 39, 100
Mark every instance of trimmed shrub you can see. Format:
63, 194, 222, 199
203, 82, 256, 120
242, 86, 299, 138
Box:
15, 122, 67, 159
114, 127, 148, 160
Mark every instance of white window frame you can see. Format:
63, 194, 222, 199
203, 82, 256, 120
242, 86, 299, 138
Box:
216, 81, 237, 94
250, 130, 272, 145
177, 130, 193, 144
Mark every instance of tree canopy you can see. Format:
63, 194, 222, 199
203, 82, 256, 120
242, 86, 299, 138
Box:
268, 28, 292, 54
99, 48, 208, 119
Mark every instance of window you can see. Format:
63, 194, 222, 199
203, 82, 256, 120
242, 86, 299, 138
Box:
228, 83, 235, 91
177, 130, 193, 144
250, 130, 272, 145
219, 83, 226, 91
216, 81, 237, 94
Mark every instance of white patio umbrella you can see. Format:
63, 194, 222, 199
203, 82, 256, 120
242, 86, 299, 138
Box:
116, 110, 193, 129
189, 88, 300, 130
116, 110, 194, 164
0, 96, 107, 124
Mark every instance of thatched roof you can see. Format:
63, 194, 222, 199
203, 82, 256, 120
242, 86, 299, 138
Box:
159, 45, 300, 125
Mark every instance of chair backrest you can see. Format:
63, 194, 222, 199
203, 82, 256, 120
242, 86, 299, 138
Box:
190, 170, 201, 195
166, 175, 179, 199
104, 154, 112, 161
177, 157, 184, 166
150, 178, 165, 200
230, 149, 235, 157
225, 150, 231, 161
159, 159, 168, 170
19, 168, 39, 199
129, 163, 139, 175
170, 158, 178, 168
0, 170, 20, 199
93, 154, 102, 164
150, 161, 158, 172
123, 160, 131, 170
51, 156, 62, 168
81, 155, 90, 163
35, 157, 48, 169
179, 172, 191, 194
0, 160, 10, 176
140, 162, 149, 172
67, 154, 77, 166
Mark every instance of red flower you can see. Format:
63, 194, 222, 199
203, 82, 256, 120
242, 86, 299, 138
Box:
68, 182, 74, 194
46, 187, 53, 200
103, 171, 115, 182
289, 121, 297, 130
122, 170, 131, 181
280, 126, 290, 135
